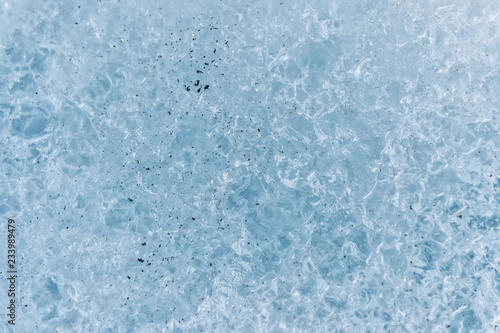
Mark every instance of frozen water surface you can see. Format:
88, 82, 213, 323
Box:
1, 0, 499, 332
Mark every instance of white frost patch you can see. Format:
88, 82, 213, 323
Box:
435, 4, 455, 12
278, 170, 299, 188
352, 58, 371, 80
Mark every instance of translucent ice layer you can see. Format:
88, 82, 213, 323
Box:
0, 0, 499, 332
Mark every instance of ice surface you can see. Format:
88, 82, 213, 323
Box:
1, 0, 499, 332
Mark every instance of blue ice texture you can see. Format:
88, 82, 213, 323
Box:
1, 0, 499, 332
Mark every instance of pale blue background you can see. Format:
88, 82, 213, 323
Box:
1, 0, 499, 332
